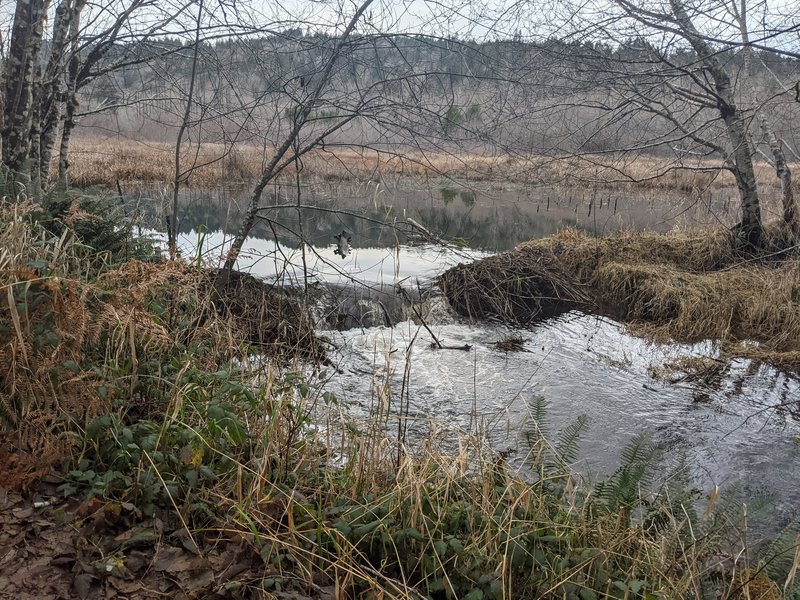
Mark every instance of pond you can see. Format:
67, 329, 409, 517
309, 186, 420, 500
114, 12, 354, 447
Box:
131, 178, 800, 537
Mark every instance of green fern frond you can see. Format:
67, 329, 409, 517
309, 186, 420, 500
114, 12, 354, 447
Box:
704, 487, 774, 547
527, 394, 548, 436
644, 459, 698, 538
524, 395, 550, 453
593, 433, 661, 512
760, 518, 800, 584
555, 414, 588, 466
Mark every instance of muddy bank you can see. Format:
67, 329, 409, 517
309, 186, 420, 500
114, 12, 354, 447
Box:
440, 223, 800, 368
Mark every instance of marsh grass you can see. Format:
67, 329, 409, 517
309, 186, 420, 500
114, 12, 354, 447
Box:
66, 137, 796, 200
0, 199, 320, 474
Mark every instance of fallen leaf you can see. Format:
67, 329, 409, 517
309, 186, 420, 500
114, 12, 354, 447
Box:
124, 549, 150, 573
73, 572, 94, 599
116, 528, 158, 550
173, 527, 200, 555
108, 577, 144, 594
77, 498, 103, 518
179, 568, 214, 593
153, 546, 209, 574
50, 554, 77, 568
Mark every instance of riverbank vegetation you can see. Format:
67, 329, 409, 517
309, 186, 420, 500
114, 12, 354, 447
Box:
3, 195, 799, 598
441, 222, 800, 370
3, 0, 800, 594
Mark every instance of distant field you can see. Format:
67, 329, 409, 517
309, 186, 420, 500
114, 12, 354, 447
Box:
66, 135, 793, 201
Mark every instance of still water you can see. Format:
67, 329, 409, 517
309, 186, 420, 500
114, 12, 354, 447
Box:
133, 179, 800, 535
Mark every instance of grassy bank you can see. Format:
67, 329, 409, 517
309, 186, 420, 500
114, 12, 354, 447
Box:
2, 196, 799, 599
441, 223, 800, 370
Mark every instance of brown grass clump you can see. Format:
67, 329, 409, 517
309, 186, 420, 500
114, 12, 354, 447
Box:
527, 225, 739, 276
1, 203, 114, 464
441, 221, 800, 368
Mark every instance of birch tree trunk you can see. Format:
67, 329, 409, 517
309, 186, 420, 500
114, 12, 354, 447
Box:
760, 116, 797, 235
733, 0, 797, 237
57, 51, 81, 189
37, 0, 87, 189
2, 0, 51, 182
669, 0, 763, 247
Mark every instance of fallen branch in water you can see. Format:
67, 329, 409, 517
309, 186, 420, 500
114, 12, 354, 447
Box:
430, 342, 472, 351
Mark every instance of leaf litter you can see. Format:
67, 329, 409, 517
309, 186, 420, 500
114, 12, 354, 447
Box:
0, 481, 327, 599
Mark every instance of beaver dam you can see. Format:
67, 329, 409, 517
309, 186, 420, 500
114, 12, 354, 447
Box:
440, 223, 800, 370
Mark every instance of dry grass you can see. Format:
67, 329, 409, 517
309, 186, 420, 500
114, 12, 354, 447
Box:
66, 137, 509, 187
3, 199, 796, 598
66, 136, 798, 196
0, 201, 114, 462
0, 202, 322, 471
441, 221, 800, 368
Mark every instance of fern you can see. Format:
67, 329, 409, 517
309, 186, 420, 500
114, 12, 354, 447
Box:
524, 395, 588, 473
593, 433, 661, 513
526, 395, 549, 439
760, 518, 800, 587
555, 414, 588, 466
703, 486, 774, 549
522, 395, 589, 492
524, 395, 549, 458
643, 458, 698, 539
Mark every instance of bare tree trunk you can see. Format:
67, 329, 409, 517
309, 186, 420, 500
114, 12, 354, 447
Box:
58, 96, 78, 189
2, 0, 51, 181
217, 0, 375, 284
759, 112, 796, 235
734, 0, 797, 237
750, 112, 795, 237
169, 0, 204, 260
669, 0, 763, 247
37, 0, 85, 189
57, 51, 81, 189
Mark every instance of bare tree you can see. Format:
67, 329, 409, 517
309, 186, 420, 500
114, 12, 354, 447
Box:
730, 0, 797, 235
523, 0, 800, 248
663, 0, 763, 246
1, 0, 195, 192
216, 0, 376, 282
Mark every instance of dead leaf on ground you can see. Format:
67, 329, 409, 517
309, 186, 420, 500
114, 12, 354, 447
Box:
153, 545, 210, 574
73, 572, 95, 599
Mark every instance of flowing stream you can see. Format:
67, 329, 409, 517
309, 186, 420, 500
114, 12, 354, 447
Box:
133, 180, 800, 536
